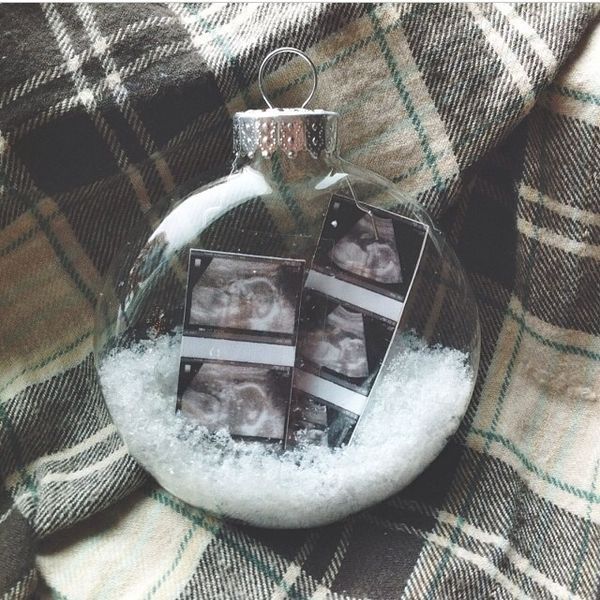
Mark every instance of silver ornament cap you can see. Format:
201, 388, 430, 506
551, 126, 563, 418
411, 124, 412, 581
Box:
233, 47, 338, 159
233, 108, 338, 159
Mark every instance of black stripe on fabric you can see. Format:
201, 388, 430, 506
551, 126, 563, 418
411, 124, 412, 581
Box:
53, 171, 146, 276
513, 234, 600, 335
439, 448, 600, 598
33, 430, 122, 480
12, 109, 122, 196
4, 356, 110, 472
34, 453, 146, 537
483, 4, 550, 81
0, 188, 30, 231
514, 3, 598, 60
0, 506, 38, 597
522, 108, 600, 213
400, 3, 526, 170
240, 526, 311, 563
330, 517, 425, 600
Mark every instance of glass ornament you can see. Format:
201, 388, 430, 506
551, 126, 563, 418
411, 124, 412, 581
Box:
95, 48, 480, 528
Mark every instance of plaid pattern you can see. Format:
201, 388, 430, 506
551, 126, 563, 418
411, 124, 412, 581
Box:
1, 3, 599, 598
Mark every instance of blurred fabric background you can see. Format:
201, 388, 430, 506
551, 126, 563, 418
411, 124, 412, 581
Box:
0, 3, 599, 599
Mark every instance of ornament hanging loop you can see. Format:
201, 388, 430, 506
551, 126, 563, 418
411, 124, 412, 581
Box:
258, 47, 318, 109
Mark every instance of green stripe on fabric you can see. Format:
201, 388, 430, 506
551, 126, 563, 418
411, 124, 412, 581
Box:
550, 83, 600, 107
28, 202, 96, 306
471, 428, 600, 504
0, 331, 93, 399
424, 185, 548, 598
569, 458, 600, 594
505, 308, 600, 361
367, 9, 444, 192
147, 488, 310, 600
145, 524, 200, 599
0, 208, 61, 258
268, 20, 404, 103
0, 178, 96, 306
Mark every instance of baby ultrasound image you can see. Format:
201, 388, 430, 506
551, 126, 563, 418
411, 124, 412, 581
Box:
295, 291, 394, 395
313, 195, 429, 304
187, 254, 303, 339
298, 304, 369, 379
179, 362, 290, 440
330, 213, 403, 284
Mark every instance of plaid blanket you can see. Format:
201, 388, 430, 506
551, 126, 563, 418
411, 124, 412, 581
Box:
1, 3, 599, 599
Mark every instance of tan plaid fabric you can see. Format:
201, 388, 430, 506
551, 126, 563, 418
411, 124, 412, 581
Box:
1, 4, 599, 599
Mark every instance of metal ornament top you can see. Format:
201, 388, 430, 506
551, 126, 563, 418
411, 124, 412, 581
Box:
233, 48, 339, 160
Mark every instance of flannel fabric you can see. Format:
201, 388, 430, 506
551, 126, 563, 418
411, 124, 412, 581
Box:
1, 3, 599, 599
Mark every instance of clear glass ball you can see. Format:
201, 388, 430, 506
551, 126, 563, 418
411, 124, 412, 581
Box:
95, 142, 480, 528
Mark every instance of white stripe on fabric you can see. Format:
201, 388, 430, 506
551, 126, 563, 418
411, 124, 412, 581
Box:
5, 424, 117, 491
0, 506, 13, 527
495, 3, 558, 72
41, 444, 129, 484
467, 4, 533, 100
436, 510, 586, 600
517, 217, 600, 260
520, 183, 600, 228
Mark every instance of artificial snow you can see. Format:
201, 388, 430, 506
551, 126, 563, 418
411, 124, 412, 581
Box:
99, 333, 474, 528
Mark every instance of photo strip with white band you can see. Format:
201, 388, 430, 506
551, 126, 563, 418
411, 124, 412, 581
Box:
177, 250, 305, 444
288, 194, 429, 448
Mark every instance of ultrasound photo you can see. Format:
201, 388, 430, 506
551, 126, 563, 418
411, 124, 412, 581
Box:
286, 391, 359, 448
283, 197, 427, 447
178, 251, 305, 444
286, 392, 328, 447
184, 250, 304, 345
312, 195, 428, 306
178, 360, 291, 441
296, 290, 395, 396
331, 213, 403, 284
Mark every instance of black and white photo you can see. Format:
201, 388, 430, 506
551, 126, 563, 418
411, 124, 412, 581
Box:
178, 250, 305, 443
183, 250, 304, 345
296, 290, 395, 397
288, 194, 428, 447
286, 390, 358, 448
309, 194, 428, 320
178, 359, 291, 441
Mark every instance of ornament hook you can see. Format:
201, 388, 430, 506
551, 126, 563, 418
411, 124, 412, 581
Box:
344, 175, 380, 241
258, 47, 318, 109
